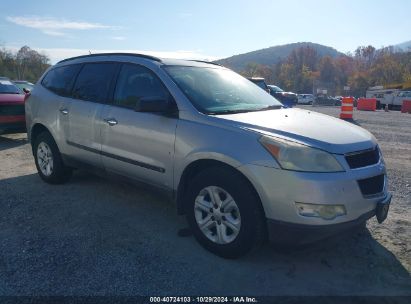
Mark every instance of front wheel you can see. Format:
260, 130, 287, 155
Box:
185, 167, 266, 258
33, 132, 72, 184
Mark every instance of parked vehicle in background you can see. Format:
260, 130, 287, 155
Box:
247, 77, 270, 93
26, 53, 391, 258
332, 96, 342, 106
297, 94, 315, 105
391, 91, 411, 109
366, 81, 411, 109
0, 77, 28, 134
366, 86, 399, 109
314, 94, 340, 106
268, 85, 297, 107
13, 80, 35, 93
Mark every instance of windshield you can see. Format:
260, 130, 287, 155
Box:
164, 66, 282, 114
0, 79, 22, 94
398, 91, 411, 97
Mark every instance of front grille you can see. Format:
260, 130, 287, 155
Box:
357, 174, 385, 196
345, 146, 380, 169
0, 104, 25, 116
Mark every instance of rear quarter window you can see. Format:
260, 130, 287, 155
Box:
42, 64, 82, 97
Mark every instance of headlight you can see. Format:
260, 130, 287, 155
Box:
259, 135, 344, 172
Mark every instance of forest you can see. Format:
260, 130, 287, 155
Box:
1, 44, 411, 97
240, 45, 411, 97
0, 46, 50, 83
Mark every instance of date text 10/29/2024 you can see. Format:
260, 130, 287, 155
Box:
150, 297, 258, 303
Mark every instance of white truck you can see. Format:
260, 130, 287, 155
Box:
392, 91, 411, 108
366, 86, 398, 109
366, 82, 411, 109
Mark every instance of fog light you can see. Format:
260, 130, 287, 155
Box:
295, 202, 346, 220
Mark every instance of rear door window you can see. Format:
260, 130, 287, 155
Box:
42, 64, 82, 97
72, 63, 118, 103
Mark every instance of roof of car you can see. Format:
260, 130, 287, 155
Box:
57, 53, 221, 68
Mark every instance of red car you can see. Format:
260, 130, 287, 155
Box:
0, 77, 28, 134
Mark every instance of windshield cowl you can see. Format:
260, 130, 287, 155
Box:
208, 105, 283, 115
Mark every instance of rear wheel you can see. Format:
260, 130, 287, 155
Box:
185, 167, 266, 258
33, 132, 72, 184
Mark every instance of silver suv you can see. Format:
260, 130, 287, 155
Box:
26, 53, 391, 258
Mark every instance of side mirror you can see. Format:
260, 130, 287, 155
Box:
135, 96, 173, 113
23, 88, 31, 94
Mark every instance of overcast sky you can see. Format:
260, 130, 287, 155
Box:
1, 0, 410, 63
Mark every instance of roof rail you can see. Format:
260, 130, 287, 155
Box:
189, 60, 222, 66
57, 53, 162, 64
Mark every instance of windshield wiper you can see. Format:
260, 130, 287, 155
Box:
208, 109, 256, 115
256, 105, 283, 111
208, 105, 283, 115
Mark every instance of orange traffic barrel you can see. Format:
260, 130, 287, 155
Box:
340, 97, 354, 119
401, 100, 411, 113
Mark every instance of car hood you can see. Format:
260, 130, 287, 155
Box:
215, 108, 376, 154
0, 93, 25, 104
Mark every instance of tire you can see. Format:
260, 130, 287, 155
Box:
185, 167, 266, 258
33, 131, 72, 184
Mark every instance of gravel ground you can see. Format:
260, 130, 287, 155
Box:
0, 106, 410, 296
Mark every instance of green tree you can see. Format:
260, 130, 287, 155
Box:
0, 45, 50, 82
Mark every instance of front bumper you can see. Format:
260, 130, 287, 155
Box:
238, 159, 389, 227
266, 193, 391, 244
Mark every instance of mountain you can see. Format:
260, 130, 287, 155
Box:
215, 42, 344, 71
394, 40, 411, 52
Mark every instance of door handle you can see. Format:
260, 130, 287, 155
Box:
104, 118, 118, 126
59, 108, 69, 115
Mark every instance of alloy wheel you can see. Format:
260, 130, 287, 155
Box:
194, 186, 241, 244
37, 142, 54, 177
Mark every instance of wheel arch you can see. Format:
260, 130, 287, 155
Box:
176, 159, 264, 217
30, 123, 53, 154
